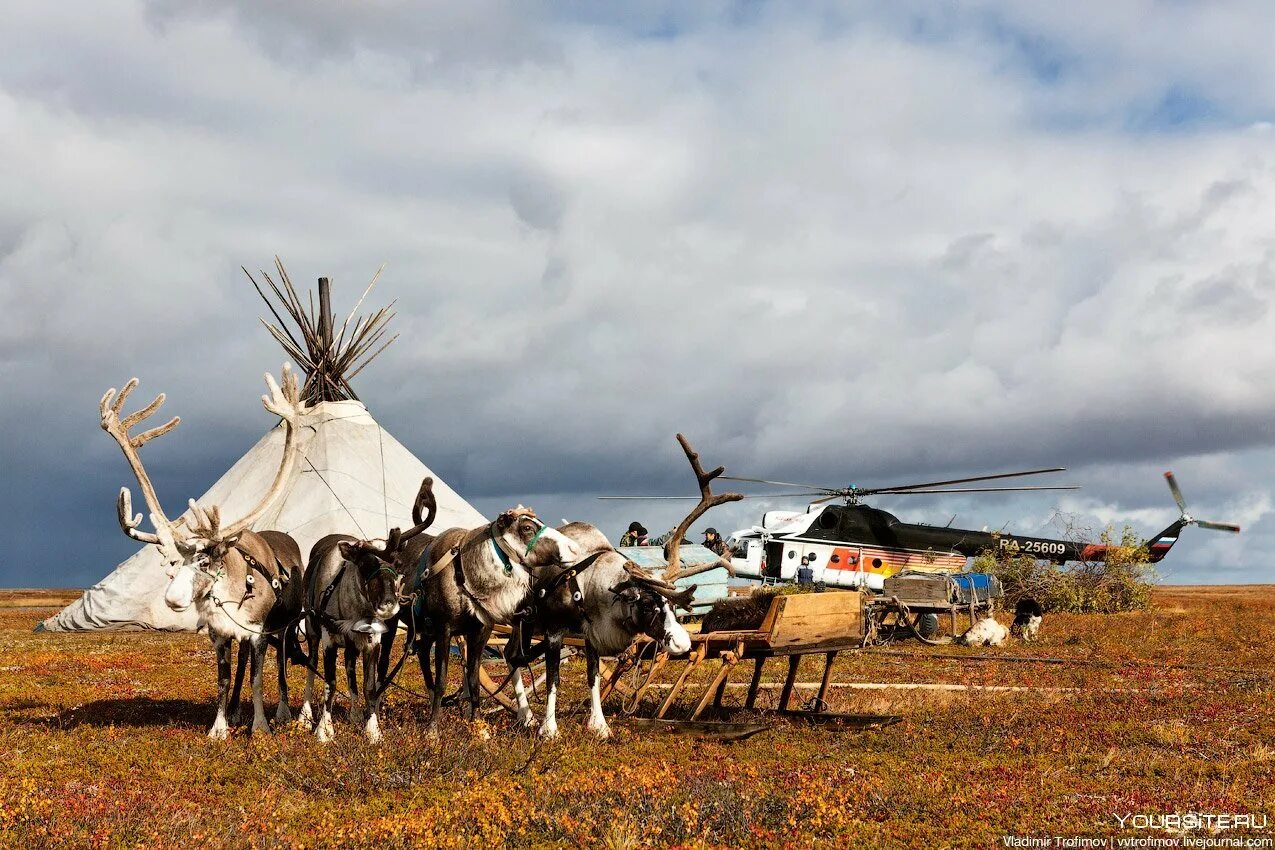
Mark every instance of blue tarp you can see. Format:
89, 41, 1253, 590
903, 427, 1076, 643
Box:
616, 544, 730, 615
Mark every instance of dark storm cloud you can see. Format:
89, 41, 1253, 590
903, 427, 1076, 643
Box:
3, 0, 1275, 587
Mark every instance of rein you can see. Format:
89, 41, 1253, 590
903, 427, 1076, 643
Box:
492, 548, 610, 694
444, 519, 542, 618
369, 613, 415, 701
200, 542, 298, 636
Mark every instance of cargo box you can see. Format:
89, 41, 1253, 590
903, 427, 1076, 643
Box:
881, 570, 1003, 606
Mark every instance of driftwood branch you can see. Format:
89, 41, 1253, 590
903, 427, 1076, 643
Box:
661, 433, 743, 581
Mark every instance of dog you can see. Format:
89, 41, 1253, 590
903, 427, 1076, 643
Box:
959, 616, 1009, 647
1011, 598, 1044, 642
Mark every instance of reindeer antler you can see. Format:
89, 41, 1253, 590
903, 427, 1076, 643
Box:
407, 477, 437, 540
100, 378, 192, 563
615, 564, 699, 611
661, 434, 743, 581
200, 364, 309, 542
261, 362, 306, 425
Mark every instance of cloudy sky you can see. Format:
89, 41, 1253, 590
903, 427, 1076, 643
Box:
3, 1, 1273, 587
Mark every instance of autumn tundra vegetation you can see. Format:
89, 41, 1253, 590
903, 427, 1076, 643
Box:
3, 583, 1272, 849
19, 275, 1267, 847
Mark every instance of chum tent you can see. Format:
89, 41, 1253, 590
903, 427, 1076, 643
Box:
42, 263, 486, 632
42, 402, 485, 631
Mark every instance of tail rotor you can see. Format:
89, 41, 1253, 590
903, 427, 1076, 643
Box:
1164, 471, 1241, 533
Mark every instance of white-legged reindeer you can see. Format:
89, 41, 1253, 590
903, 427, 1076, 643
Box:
506, 529, 696, 738
298, 479, 437, 743
100, 365, 309, 739
410, 507, 581, 734
508, 435, 737, 739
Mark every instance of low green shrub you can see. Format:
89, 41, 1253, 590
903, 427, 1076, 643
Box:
972, 524, 1156, 614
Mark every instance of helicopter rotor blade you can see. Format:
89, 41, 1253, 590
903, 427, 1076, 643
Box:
1164, 471, 1189, 514
598, 491, 828, 501
719, 475, 837, 492
871, 485, 1080, 495
858, 467, 1067, 496
598, 496, 704, 500
1195, 519, 1241, 533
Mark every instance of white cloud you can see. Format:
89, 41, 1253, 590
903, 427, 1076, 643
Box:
2, 0, 1274, 585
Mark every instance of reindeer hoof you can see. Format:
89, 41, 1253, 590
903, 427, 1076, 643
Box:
296, 703, 314, 731
365, 714, 382, 744
316, 713, 335, 742
275, 703, 293, 724
538, 722, 559, 739
251, 716, 271, 736
424, 723, 440, 740
208, 719, 230, 741
517, 708, 537, 728
588, 721, 612, 740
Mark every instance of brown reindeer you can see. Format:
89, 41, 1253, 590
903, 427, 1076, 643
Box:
100, 366, 309, 738
298, 478, 438, 743
507, 435, 736, 738
409, 507, 581, 734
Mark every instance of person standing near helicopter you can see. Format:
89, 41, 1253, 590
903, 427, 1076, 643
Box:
619, 521, 649, 546
619, 521, 687, 548
702, 527, 729, 557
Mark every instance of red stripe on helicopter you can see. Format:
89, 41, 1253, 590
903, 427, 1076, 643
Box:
824, 546, 965, 571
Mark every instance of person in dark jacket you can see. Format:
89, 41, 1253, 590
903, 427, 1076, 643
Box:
619, 521, 649, 547
702, 527, 729, 557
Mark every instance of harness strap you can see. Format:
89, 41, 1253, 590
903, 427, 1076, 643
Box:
494, 549, 613, 689
421, 523, 492, 582
412, 538, 437, 622
524, 523, 549, 557
489, 525, 516, 575
313, 563, 347, 632
452, 550, 496, 623
370, 612, 415, 702
528, 549, 607, 628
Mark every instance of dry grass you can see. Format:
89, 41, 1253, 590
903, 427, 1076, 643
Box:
2, 587, 1273, 848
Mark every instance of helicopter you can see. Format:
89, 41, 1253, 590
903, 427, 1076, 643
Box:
604, 468, 1239, 591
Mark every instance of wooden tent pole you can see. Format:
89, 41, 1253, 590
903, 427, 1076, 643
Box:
318, 277, 334, 350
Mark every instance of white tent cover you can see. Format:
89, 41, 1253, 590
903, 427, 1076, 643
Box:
43, 401, 487, 631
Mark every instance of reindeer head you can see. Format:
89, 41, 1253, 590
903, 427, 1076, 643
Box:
100, 365, 308, 615
494, 506, 581, 569
338, 538, 406, 623
610, 569, 695, 655
328, 476, 438, 625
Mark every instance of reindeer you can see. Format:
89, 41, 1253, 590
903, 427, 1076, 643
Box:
508, 434, 737, 739
505, 534, 696, 738
297, 478, 438, 743
100, 365, 309, 739
409, 506, 581, 734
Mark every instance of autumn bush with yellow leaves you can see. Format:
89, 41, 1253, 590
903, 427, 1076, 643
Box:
1, 586, 1272, 849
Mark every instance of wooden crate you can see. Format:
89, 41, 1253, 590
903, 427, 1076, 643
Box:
760, 591, 866, 650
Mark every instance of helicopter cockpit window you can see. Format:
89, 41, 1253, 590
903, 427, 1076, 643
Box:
818, 510, 838, 530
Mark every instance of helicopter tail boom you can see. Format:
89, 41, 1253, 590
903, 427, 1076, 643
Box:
1145, 519, 1188, 563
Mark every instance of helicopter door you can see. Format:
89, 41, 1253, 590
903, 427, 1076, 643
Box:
764, 541, 784, 579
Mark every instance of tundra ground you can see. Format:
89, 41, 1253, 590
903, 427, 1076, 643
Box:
1, 586, 1272, 848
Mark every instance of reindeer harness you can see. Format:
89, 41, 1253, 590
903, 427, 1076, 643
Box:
412, 514, 551, 624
